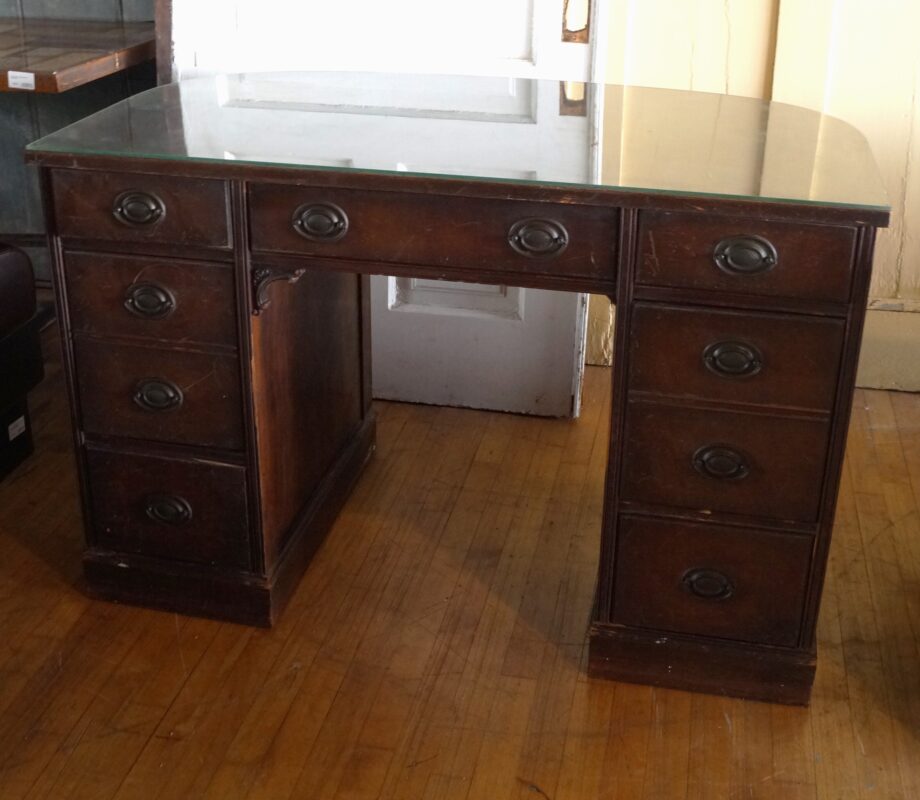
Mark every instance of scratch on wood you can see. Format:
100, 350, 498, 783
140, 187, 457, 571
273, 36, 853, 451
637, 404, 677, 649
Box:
181, 367, 217, 393
647, 230, 659, 272
516, 777, 552, 799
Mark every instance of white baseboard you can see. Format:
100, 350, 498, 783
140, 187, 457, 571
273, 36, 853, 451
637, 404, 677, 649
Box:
856, 309, 920, 390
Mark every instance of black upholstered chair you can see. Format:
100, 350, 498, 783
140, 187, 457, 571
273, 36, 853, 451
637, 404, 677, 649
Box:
0, 244, 44, 479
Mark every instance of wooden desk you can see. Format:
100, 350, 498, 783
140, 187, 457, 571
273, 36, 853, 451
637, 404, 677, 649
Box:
26, 74, 890, 704
0, 17, 154, 93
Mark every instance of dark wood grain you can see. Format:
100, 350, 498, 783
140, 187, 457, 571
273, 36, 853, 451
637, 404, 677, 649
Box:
799, 225, 880, 647
31, 133, 889, 704
611, 515, 812, 646
637, 210, 858, 303
83, 550, 273, 626
26, 148, 890, 227
0, 17, 155, 93
620, 400, 831, 522
588, 624, 816, 705
154, 0, 173, 85
595, 208, 638, 619
246, 249, 618, 296
248, 183, 620, 283
84, 444, 251, 569
73, 337, 244, 450
65, 251, 238, 348
628, 302, 846, 412
81, 410, 376, 627
51, 169, 231, 248
250, 266, 365, 567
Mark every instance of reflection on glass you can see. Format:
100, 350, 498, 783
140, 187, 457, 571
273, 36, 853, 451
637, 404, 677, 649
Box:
560, 81, 587, 116
27, 71, 888, 211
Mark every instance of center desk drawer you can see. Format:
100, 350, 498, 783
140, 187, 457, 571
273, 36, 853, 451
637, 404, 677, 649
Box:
621, 402, 830, 522
74, 339, 244, 450
637, 210, 857, 304
66, 252, 237, 348
85, 446, 250, 569
248, 184, 618, 281
51, 169, 231, 249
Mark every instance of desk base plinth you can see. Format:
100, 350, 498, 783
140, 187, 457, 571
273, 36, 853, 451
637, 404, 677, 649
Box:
588, 623, 815, 705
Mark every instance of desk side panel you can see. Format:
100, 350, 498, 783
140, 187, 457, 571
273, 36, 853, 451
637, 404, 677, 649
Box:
250, 267, 366, 568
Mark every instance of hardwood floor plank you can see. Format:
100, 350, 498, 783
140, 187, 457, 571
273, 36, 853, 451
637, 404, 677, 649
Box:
221, 406, 452, 800
685, 695, 737, 800
839, 391, 910, 799
27, 615, 217, 800
855, 391, 920, 799
810, 455, 864, 800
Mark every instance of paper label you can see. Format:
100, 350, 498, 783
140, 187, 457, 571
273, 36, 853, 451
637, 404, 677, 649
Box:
8, 416, 26, 441
8, 71, 36, 91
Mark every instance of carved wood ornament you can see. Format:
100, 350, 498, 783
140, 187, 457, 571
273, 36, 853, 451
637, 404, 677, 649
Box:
251, 267, 307, 315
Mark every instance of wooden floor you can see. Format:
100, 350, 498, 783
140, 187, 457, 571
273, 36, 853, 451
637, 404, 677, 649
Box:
1, 329, 920, 800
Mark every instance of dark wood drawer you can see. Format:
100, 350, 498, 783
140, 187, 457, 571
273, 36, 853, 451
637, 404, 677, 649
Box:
628, 303, 845, 412
612, 516, 812, 647
621, 402, 830, 522
51, 169, 231, 248
65, 252, 238, 348
636, 211, 857, 304
85, 446, 250, 569
74, 339, 244, 450
248, 184, 618, 282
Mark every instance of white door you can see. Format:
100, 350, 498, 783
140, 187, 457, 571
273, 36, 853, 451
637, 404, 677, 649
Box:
365, 76, 596, 416
170, 0, 605, 416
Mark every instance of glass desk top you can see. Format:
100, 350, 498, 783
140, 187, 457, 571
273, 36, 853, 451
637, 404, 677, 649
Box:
27, 72, 889, 213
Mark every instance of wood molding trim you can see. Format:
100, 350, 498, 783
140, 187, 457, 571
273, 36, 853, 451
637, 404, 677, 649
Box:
155, 0, 174, 84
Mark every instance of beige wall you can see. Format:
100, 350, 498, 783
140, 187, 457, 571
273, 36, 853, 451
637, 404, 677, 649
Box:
772, 1, 920, 387
591, 0, 919, 388
604, 0, 778, 97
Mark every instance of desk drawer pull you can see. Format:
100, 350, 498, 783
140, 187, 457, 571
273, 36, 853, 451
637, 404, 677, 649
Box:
713, 235, 777, 275
292, 202, 349, 241
133, 378, 184, 412
702, 340, 763, 378
682, 568, 734, 601
124, 282, 176, 319
508, 218, 569, 258
692, 445, 750, 480
113, 190, 166, 227
144, 493, 193, 525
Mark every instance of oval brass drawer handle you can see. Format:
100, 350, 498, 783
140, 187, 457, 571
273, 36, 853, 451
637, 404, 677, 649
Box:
508, 218, 569, 258
682, 567, 734, 601
713, 235, 777, 275
113, 190, 166, 227
702, 340, 763, 378
124, 282, 176, 319
133, 378, 184, 412
292, 202, 349, 241
144, 493, 193, 525
692, 444, 750, 481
